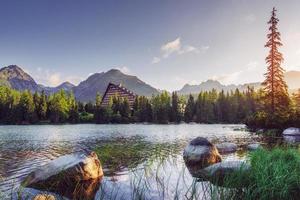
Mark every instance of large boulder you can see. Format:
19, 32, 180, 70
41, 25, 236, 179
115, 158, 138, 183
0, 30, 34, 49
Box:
22, 151, 103, 199
216, 142, 237, 154
183, 137, 222, 173
202, 161, 251, 188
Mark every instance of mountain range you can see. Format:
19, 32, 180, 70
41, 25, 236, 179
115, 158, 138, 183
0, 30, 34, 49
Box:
73, 69, 160, 102
0, 65, 160, 101
177, 80, 262, 95
177, 70, 300, 95
0, 65, 299, 101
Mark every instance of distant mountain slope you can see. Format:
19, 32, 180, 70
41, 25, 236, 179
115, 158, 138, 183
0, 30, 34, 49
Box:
284, 71, 300, 89
177, 80, 262, 95
39, 81, 75, 94
0, 65, 40, 92
1, 65, 299, 100
177, 70, 300, 95
0, 65, 75, 94
73, 69, 160, 102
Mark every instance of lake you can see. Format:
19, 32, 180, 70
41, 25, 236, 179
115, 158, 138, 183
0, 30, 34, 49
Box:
0, 124, 260, 199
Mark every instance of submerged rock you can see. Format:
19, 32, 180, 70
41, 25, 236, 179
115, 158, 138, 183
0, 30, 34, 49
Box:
33, 194, 56, 200
216, 142, 237, 154
247, 143, 262, 151
183, 137, 222, 176
22, 151, 103, 199
283, 127, 300, 136
283, 127, 300, 143
202, 161, 251, 188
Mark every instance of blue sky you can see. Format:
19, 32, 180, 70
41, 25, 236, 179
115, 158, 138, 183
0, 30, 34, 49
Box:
1, 0, 300, 91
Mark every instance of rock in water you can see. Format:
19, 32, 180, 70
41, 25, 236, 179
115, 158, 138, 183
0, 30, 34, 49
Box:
247, 143, 262, 151
283, 127, 300, 143
202, 161, 251, 188
22, 151, 103, 199
283, 127, 300, 136
216, 142, 238, 154
183, 137, 222, 173
33, 194, 56, 200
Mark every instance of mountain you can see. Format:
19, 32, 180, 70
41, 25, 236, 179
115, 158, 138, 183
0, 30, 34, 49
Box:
0, 66, 159, 101
39, 81, 75, 94
284, 71, 300, 90
73, 69, 160, 102
1, 65, 299, 101
177, 70, 300, 95
0, 65, 40, 92
177, 80, 262, 95
0, 65, 75, 94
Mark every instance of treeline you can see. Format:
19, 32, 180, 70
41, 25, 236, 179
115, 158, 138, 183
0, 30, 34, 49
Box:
92, 88, 259, 124
245, 89, 300, 130
0, 85, 261, 124
1, 85, 299, 127
0, 86, 80, 124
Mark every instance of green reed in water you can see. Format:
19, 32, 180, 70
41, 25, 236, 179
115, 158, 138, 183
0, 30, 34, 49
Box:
215, 148, 300, 200
95, 143, 300, 200
14, 142, 300, 199
94, 138, 184, 175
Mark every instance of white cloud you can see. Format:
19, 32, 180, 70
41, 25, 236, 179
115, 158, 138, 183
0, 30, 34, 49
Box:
116, 66, 130, 74
161, 37, 181, 58
200, 45, 210, 53
244, 14, 256, 23
48, 73, 61, 86
65, 76, 83, 85
152, 37, 208, 64
152, 57, 161, 64
211, 71, 242, 85
33, 67, 82, 86
246, 61, 259, 70
179, 45, 200, 54
210, 61, 262, 85
174, 76, 199, 86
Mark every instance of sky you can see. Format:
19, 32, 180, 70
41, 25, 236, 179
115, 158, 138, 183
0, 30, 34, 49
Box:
1, 0, 300, 91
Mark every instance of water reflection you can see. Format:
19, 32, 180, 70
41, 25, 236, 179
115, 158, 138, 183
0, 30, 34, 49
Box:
0, 124, 260, 199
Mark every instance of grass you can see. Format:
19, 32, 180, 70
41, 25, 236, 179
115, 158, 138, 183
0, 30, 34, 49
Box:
218, 148, 300, 200
94, 137, 183, 174
94, 141, 300, 200
246, 148, 300, 200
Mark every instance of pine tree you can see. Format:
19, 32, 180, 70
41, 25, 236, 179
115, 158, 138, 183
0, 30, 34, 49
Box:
184, 94, 195, 123
170, 92, 181, 122
262, 7, 289, 114
39, 91, 48, 120
18, 90, 36, 123
68, 92, 79, 123
94, 92, 102, 123
119, 98, 131, 122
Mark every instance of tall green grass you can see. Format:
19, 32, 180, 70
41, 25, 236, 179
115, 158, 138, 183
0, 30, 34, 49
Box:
219, 148, 300, 200
245, 148, 300, 200
122, 147, 300, 200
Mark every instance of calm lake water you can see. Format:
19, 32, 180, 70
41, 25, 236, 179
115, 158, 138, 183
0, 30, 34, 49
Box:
0, 124, 260, 199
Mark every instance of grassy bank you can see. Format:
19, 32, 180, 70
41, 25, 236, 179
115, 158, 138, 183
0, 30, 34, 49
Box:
94, 146, 300, 200
220, 148, 300, 200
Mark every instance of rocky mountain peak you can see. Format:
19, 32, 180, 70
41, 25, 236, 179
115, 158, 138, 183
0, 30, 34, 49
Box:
0, 65, 35, 82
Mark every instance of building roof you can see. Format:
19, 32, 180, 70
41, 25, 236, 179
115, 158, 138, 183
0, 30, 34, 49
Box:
101, 82, 137, 107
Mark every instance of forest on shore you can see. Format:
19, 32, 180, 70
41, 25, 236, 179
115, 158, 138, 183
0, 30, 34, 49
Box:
0, 85, 299, 129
